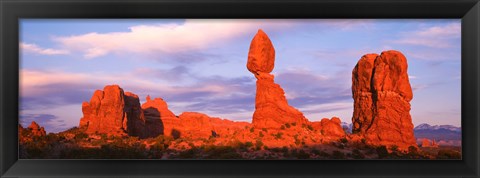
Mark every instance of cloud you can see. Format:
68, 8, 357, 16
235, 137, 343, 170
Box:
20, 42, 69, 55
391, 22, 460, 48
54, 20, 290, 59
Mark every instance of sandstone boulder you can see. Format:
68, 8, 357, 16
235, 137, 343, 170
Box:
247, 29, 275, 74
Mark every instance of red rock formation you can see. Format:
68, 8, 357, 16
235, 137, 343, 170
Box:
124, 92, 146, 137
352, 50, 416, 151
422, 138, 432, 148
177, 112, 214, 138
432, 139, 439, 147
28, 121, 46, 137
247, 29, 275, 74
319, 117, 346, 138
248, 29, 309, 129
79, 85, 146, 137
142, 96, 177, 137
421, 138, 439, 148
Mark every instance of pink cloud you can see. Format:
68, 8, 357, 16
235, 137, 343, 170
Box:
20, 42, 69, 55
54, 20, 291, 59
391, 22, 460, 48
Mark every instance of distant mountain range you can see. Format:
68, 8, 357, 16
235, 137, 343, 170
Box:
341, 122, 461, 146
414, 123, 461, 132
414, 123, 461, 146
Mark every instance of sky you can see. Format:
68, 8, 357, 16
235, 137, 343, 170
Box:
19, 19, 461, 133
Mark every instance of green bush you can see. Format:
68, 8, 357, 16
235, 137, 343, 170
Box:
332, 151, 345, 159
255, 140, 264, 150
352, 149, 365, 159
376, 146, 389, 159
390, 145, 399, 152
274, 132, 283, 139
297, 149, 310, 159
307, 125, 314, 131
437, 149, 461, 159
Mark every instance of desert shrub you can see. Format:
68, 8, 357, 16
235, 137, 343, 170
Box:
437, 149, 461, 159
361, 138, 367, 144
274, 132, 283, 139
255, 140, 264, 150
408, 146, 418, 153
250, 127, 254, 133
262, 128, 268, 132
291, 122, 297, 126
74, 132, 89, 141
311, 148, 321, 155
339, 138, 348, 144
295, 138, 301, 146
285, 123, 291, 128
297, 149, 310, 159
263, 146, 269, 150
307, 125, 314, 131
205, 146, 241, 159
259, 131, 264, 137
244, 141, 254, 148
280, 125, 286, 130
390, 145, 399, 152
352, 149, 365, 159
332, 151, 345, 159
178, 148, 197, 158
376, 146, 389, 158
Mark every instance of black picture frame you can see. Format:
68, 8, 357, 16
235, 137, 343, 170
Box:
1, 0, 479, 177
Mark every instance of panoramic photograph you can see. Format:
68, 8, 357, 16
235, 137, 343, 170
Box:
19, 19, 461, 159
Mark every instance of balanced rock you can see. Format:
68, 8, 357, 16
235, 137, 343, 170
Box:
79, 85, 146, 137
247, 29, 275, 74
248, 29, 309, 129
352, 50, 416, 151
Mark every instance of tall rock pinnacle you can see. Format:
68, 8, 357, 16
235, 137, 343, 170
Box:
352, 50, 416, 151
248, 29, 308, 129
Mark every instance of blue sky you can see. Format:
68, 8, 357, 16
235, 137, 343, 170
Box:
19, 19, 461, 133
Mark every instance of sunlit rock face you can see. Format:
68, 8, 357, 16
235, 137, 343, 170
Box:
352, 50, 416, 151
28, 121, 46, 137
79, 85, 145, 137
247, 29, 308, 129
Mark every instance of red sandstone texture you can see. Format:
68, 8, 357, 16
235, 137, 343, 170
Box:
79, 85, 145, 137
247, 29, 309, 129
247, 29, 275, 74
28, 121, 46, 137
352, 50, 416, 151
142, 96, 177, 138
421, 138, 439, 148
